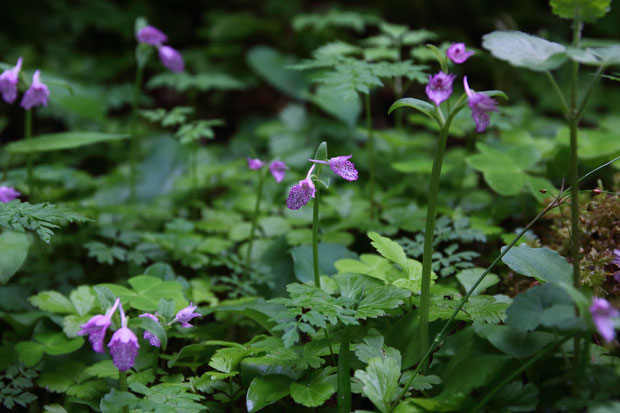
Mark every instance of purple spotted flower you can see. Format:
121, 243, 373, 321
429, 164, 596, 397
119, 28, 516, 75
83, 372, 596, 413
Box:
463, 76, 499, 133
20, 70, 49, 110
0, 186, 20, 203
248, 158, 263, 170
309, 155, 358, 182
286, 165, 316, 210
0, 57, 23, 104
447, 43, 475, 64
158, 45, 184, 73
612, 249, 620, 267
136, 25, 168, 46
139, 313, 161, 347
425, 72, 456, 106
590, 297, 618, 343
108, 304, 140, 371
269, 160, 288, 183
78, 298, 120, 353
174, 303, 201, 328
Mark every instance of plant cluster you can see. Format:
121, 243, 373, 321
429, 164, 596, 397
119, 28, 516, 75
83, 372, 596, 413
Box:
0, 1, 619, 412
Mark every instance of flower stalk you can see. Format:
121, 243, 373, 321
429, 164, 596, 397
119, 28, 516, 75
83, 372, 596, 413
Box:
418, 106, 451, 371
246, 167, 266, 272
312, 187, 321, 287
119, 370, 130, 413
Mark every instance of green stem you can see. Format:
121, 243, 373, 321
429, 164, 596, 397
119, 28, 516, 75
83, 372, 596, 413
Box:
337, 326, 352, 413
312, 189, 321, 287
471, 335, 572, 413
129, 65, 144, 204
365, 93, 376, 221
119, 370, 129, 413
418, 113, 450, 372
393, 196, 560, 408
245, 169, 265, 272
545, 71, 569, 114
569, 19, 582, 384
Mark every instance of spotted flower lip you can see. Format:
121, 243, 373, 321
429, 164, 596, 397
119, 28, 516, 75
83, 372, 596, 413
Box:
139, 313, 161, 347
20, 70, 50, 110
463, 76, 499, 133
269, 160, 288, 183
447, 43, 475, 64
108, 304, 140, 372
174, 303, 201, 328
590, 297, 619, 343
78, 297, 120, 353
286, 164, 316, 210
248, 158, 263, 170
0, 57, 23, 104
309, 155, 358, 182
158, 45, 184, 73
0, 186, 20, 203
136, 25, 168, 46
425, 71, 456, 106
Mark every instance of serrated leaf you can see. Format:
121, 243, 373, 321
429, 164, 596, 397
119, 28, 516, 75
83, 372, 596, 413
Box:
69, 286, 95, 316
84, 360, 119, 379
29, 291, 75, 314
354, 357, 401, 413
290, 368, 337, 408
550, 0, 611, 22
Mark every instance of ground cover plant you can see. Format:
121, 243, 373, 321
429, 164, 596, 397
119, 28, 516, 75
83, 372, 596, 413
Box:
1, 0, 620, 412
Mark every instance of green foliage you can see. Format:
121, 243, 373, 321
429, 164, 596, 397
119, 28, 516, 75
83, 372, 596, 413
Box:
100, 275, 188, 312
550, 0, 611, 22
0, 364, 40, 410
5, 132, 129, 154
0, 231, 30, 283
0, 201, 90, 243
147, 72, 246, 93
482, 31, 568, 71
293, 10, 380, 32
501, 245, 573, 285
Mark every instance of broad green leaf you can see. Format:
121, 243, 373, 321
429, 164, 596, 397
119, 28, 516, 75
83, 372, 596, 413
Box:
290, 368, 337, 408
473, 322, 555, 359
0, 231, 30, 283
84, 360, 119, 379
335, 254, 394, 279
354, 357, 401, 413
367, 232, 416, 278
34, 332, 84, 355
466, 151, 525, 196
29, 291, 75, 314
246, 46, 311, 100
5, 132, 129, 153
567, 45, 620, 66
290, 243, 356, 283
505, 283, 581, 332
100, 275, 187, 312
455, 268, 499, 295
482, 31, 567, 71
246, 375, 293, 412
501, 245, 572, 285
69, 286, 95, 316
311, 85, 361, 128
16, 341, 45, 367
550, 0, 611, 22
388, 97, 435, 119
129, 315, 168, 350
